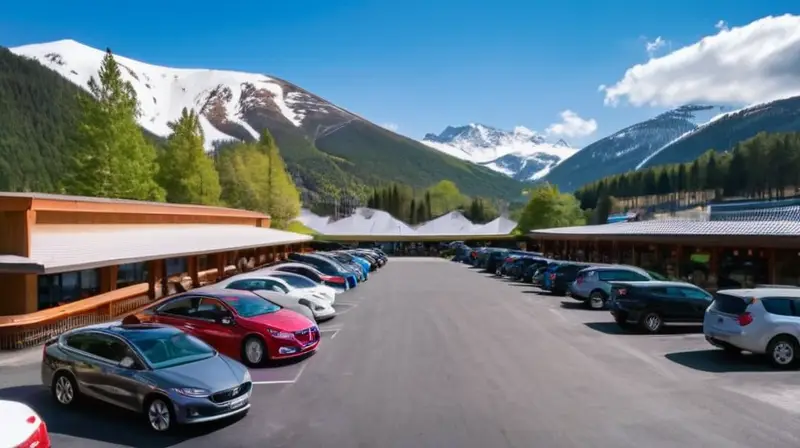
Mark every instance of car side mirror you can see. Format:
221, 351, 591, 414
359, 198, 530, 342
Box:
119, 356, 137, 369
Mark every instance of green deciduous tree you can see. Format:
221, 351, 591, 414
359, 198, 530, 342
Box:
157, 107, 221, 205
63, 49, 164, 201
517, 184, 585, 233
260, 130, 301, 228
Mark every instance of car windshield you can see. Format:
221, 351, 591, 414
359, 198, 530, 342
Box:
221, 294, 281, 317
647, 270, 668, 281
127, 329, 215, 369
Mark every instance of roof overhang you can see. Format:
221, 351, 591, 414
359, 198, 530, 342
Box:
0, 224, 313, 275
318, 233, 519, 242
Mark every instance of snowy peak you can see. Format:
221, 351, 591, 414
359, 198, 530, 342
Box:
421, 123, 578, 181
10, 39, 359, 151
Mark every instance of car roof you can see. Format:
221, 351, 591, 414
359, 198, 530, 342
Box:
582, 264, 646, 273
612, 280, 698, 288
717, 288, 800, 298
174, 287, 262, 300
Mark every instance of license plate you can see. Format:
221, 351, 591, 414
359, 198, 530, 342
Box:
228, 396, 247, 409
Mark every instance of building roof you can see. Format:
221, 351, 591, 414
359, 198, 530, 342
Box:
531, 220, 800, 237
0, 224, 312, 274
414, 211, 477, 236
0, 191, 268, 218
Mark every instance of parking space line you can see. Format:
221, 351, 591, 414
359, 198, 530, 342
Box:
252, 379, 297, 385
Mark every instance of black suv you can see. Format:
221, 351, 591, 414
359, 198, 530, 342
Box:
607, 281, 713, 333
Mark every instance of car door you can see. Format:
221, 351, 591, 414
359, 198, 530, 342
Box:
151, 296, 202, 336
191, 297, 241, 358
65, 332, 140, 410
678, 286, 713, 320
92, 335, 147, 412
62, 332, 108, 402
662, 287, 696, 320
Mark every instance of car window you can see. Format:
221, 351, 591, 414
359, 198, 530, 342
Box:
598, 270, 621, 281
66, 332, 130, 362
127, 330, 215, 369
646, 270, 668, 281
262, 279, 289, 293
194, 298, 230, 320
227, 279, 266, 291
618, 270, 649, 281
679, 287, 712, 300
158, 297, 197, 317
664, 287, 688, 298
762, 298, 794, 316
220, 294, 281, 317
273, 274, 315, 288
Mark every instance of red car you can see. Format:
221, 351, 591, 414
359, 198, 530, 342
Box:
125, 289, 320, 366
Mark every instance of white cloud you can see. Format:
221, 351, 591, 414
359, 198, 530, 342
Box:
601, 14, 800, 107
645, 36, 668, 57
381, 122, 399, 132
715, 20, 729, 31
545, 110, 598, 138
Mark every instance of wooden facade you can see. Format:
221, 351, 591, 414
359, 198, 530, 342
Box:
0, 193, 308, 350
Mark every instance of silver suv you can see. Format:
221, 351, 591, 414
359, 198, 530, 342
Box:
704, 288, 800, 369
569, 265, 667, 310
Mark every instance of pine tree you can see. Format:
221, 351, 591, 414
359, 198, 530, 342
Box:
63, 49, 164, 201
408, 199, 417, 225
424, 191, 432, 219
416, 201, 427, 224
259, 130, 301, 228
157, 108, 221, 205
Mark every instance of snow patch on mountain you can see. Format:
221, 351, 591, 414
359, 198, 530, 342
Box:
10, 39, 306, 150
421, 123, 578, 180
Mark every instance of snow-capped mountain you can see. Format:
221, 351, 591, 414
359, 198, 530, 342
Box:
421, 124, 578, 181
10, 39, 361, 151
542, 106, 719, 192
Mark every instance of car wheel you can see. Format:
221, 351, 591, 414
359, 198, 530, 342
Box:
613, 312, 629, 328
242, 336, 267, 366
52, 372, 78, 406
588, 291, 606, 310
145, 396, 175, 432
640, 312, 663, 334
767, 335, 798, 369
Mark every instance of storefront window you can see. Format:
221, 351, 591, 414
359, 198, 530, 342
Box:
775, 249, 800, 286
37, 268, 100, 310
166, 257, 187, 277
117, 262, 148, 288
681, 249, 713, 289
718, 248, 768, 289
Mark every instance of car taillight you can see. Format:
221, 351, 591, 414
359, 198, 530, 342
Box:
576, 276, 583, 285
549, 273, 556, 280
325, 275, 345, 284
737, 312, 753, 326
617, 288, 627, 296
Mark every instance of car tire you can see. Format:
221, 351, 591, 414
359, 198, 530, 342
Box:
639, 311, 663, 334
588, 290, 606, 310
613, 312, 629, 328
145, 395, 176, 432
767, 335, 798, 369
242, 336, 267, 367
52, 372, 79, 406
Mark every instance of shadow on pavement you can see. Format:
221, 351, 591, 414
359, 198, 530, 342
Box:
559, 300, 586, 309
664, 350, 775, 373
0, 385, 245, 446
583, 321, 703, 335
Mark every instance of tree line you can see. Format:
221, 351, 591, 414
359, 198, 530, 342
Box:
61, 49, 300, 228
573, 132, 800, 211
365, 180, 500, 225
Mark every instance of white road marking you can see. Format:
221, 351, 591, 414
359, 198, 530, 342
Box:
252, 380, 297, 385
549, 308, 568, 322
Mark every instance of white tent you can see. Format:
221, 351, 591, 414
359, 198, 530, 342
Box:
321, 208, 416, 236
471, 217, 518, 235
295, 209, 331, 233
415, 211, 477, 235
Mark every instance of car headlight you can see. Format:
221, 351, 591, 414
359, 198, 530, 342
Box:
268, 328, 295, 340
243, 370, 252, 383
173, 387, 211, 397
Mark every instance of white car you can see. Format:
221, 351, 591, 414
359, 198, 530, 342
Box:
213, 273, 336, 322
258, 270, 337, 304
0, 399, 51, 448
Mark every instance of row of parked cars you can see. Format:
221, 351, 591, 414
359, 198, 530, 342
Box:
460, 245, 800, 371
30, 248, 388, 438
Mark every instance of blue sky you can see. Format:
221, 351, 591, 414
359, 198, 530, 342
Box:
1, 0, 796, 146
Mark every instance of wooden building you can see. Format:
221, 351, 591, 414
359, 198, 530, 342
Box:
0, 192, 312, 350
530, 220, 800, 292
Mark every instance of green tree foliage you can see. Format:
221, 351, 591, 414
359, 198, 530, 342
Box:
574, 132, 800, 209
592, 192, 613, 225
62, 49, 164, 201
215, 132, 301, 228
517, 184, 586, 233
365, 180, 500, 225
157, 107, 221, 205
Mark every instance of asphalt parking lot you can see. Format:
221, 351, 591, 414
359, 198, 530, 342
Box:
3, 258, 800, 447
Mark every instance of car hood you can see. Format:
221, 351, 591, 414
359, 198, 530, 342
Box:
150, 355, 246, 392
246, 308, 314, 331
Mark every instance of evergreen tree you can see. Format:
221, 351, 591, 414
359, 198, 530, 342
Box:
63, 49, 164, 201
593, 192, 612, 225
157, 108, 221, 205
408, 199, 417, 225
259, 130, 301, 228
416, 201, 427, 224
424, 191, 433, 219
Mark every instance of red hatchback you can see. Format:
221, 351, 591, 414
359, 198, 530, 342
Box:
125, 289, 320, 366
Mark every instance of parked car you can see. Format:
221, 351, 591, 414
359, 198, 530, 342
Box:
522, 259, 551, 283
0, 399, 51, 447
124, 289, 320, 365
704, 287, 800, 368
569, 265, 667, 309
258, 270, 337, 303
608, 281, 712, 333
42, 323, 253, 432
314, 252, 366, 283
271, 262, 350, 292
484, 249, 509, 273
323, 252, 370, 280
212, 273, 336, 322
543, 263, 589, 296
288, 253, 358, 288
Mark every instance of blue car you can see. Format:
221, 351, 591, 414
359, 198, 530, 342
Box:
323, 252, 369, 281
287, 253, 358, 288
